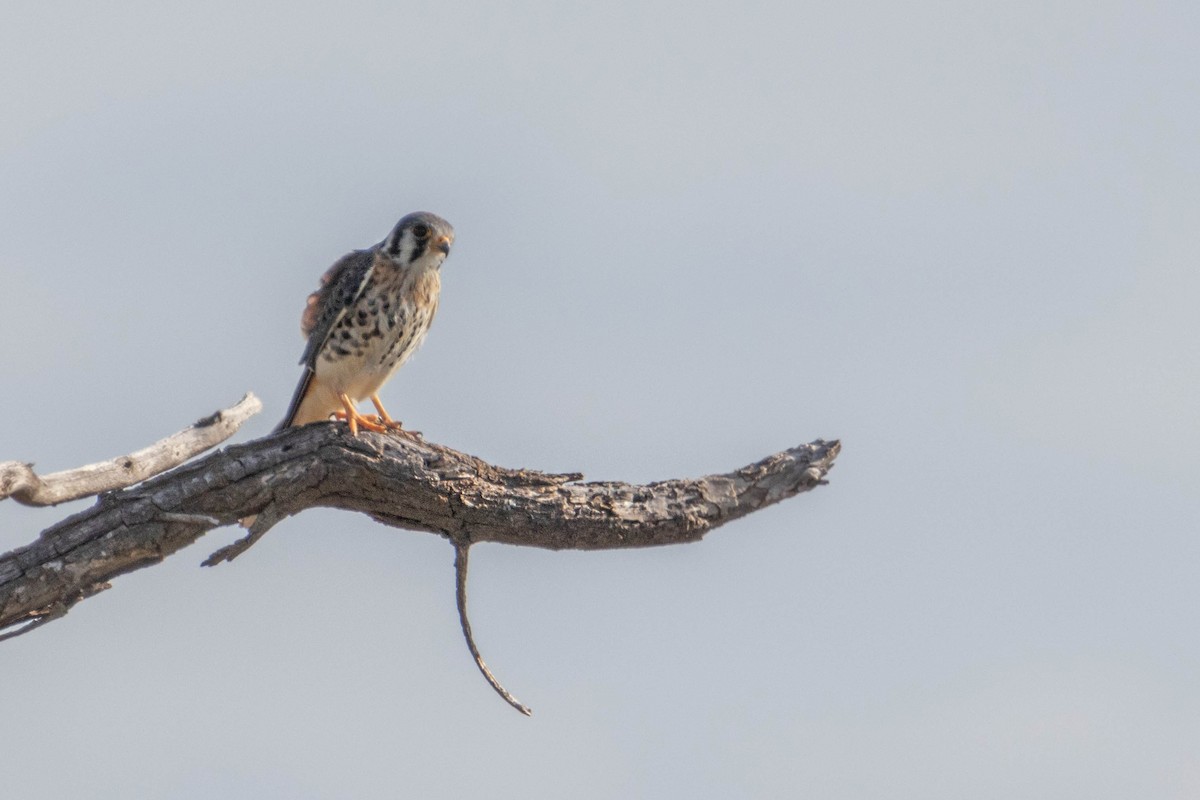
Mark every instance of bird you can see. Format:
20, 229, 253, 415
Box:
276, 211, 454, 436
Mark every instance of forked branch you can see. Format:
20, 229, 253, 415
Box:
0, 396, 840, 712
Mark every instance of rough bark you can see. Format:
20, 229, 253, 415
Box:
0, 395, 839, 712
0, 407, 839, 638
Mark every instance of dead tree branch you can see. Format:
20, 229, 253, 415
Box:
0, 393, 262, 506
0, 398, 840, 710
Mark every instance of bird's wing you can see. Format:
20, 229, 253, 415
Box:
297, 248, 376, 370
275, 249, 376, 432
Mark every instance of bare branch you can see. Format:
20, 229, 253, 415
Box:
201, 504, 284, 567
0, 394, 262, 506
0, 418, 839, 652
453, 540, 532, 716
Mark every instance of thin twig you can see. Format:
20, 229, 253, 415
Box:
454, 539, 532, 716
203, 504, 283, 566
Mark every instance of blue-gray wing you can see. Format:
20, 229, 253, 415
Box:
297, 248, 376, 370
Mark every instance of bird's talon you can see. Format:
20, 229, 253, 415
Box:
334, 396, 389, 435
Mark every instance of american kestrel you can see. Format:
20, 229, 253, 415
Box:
277, 212, 454, 436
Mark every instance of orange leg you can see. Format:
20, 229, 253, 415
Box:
334, 393, 388, 436
370, 394, 402, 428
370, 393, 421, 438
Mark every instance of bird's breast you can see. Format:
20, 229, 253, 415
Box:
314, 264, 440, 400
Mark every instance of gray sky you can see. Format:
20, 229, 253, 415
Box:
2, 2, 1197, 797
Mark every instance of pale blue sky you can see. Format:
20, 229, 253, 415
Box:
2, 2, 1198, 797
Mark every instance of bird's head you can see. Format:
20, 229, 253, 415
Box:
382, 212, 455, 268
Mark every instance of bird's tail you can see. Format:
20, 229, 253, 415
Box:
275, 368, 316, 432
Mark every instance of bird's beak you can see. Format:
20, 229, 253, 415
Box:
435, 235, 452, 255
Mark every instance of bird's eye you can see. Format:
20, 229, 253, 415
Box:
413, 224, 430, 239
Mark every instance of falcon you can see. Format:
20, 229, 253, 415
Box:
277, 211, 454, 436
